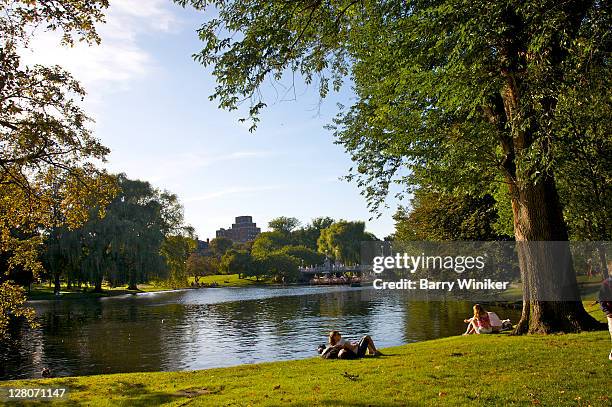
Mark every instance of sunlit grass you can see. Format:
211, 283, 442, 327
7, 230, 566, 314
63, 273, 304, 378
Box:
5, 303, 610, 406
190, 273, 275, 287
5, 332, 610, 406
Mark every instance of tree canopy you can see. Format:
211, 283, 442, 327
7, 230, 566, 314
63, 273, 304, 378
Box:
176, 0, 610, 333
268, 217, 302, 235
42, 175, 194, 291
393, 190, 510, 241
318, 220, 376, 265
0, 0, 113, 338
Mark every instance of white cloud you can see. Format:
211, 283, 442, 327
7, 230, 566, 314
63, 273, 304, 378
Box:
110, 0, 180, 33
20, 0, 180, 95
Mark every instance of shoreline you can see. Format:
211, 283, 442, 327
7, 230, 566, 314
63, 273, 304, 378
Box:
3, 318, 609, 405
25, 274, 280, 302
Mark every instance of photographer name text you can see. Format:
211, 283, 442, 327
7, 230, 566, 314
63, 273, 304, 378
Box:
372, 278, 510, 291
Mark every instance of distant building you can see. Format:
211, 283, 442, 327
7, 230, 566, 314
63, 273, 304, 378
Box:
196, 238, 210, 254
216, 216, 261, 243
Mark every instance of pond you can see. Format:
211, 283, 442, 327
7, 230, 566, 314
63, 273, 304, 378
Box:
0, 286, 520, 380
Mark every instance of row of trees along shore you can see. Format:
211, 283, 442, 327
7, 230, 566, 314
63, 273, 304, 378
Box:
1, 1, 610, 338
41, 175, 196, 293
186, 217, 375, 284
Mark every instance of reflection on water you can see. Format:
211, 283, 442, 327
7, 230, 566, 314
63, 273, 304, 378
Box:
0, 286, 520, 380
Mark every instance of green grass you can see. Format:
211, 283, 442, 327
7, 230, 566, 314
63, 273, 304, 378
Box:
4, 332, 610, 406
3, 304, 610, 406
191, 273, 275, 287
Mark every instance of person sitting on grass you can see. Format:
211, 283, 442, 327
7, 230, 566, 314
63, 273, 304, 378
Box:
598, 276, 612, 361
327, 330, 383, 358
463, 304, 493, 335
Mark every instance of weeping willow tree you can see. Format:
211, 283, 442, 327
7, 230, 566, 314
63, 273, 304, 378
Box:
43, 175, 193, 291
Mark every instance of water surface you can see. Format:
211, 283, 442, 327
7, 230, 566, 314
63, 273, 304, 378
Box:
0, 286, 520, 380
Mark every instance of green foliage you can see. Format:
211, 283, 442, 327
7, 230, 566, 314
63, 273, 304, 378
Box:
1, 0, 112, 339
278, 245, 324, 267
209, 237, 234, 258
393, 190, 509, 241
554, 78, 611, 241
268, 217, 301, 235
317, 220, 376, 265
492, 185, 515, 238
219, 249, 253, 277
0, 281, 35, 338
257, 253, 300, 283
291, 217, 335, 249
160, 235, 197, 287
186, 253, 219, 282
177, 0, 610, 226
251, 231, 290, 259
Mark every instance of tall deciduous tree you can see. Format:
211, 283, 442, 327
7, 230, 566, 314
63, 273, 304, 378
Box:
393, 191, 508, 241
176, 0, 608, 333
161, 235, 197, 287
219, 249, 253, 278
251, 231, 291, 259
292, 217, 335, 249
209, 237, 234, 258
0, 0, 112, 338
317, 221, 375, 265
268, 217, 301, 235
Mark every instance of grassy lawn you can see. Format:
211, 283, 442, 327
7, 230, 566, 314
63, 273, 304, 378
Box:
3, 332, 610, 406
191, 273, 275, 287
3, 304, 610, 406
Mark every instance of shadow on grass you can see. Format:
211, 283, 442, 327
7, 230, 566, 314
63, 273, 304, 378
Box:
289, 400, 418, 406
98, 381, 225, 407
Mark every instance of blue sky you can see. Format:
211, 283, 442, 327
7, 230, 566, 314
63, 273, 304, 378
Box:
23, 0, 401, 240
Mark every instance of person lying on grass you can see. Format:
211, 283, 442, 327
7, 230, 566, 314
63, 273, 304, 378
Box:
324, 330, 383, 359
463, 304, 493, 335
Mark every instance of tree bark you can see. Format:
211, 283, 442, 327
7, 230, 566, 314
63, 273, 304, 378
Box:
596, 244, 609, 280
491, 33, 603, 332
508, 174, 602, 334
53, 273, 61, 295
93, 278, 103, 293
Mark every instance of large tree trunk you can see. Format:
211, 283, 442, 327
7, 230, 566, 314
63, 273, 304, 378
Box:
93, 278, 103, 293
509, 174, 602, 334
53, 272, 61, 295
596, 244, 609, 280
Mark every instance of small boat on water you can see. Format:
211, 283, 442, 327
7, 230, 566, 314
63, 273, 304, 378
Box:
310, 275, 362, 286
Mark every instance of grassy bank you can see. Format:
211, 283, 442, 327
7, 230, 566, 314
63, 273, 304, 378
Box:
26, 274, 276, 300
4, 332, 610, 406
4, 305, 610, 406
191, 273, 275, 287
26, 283, 180, 301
